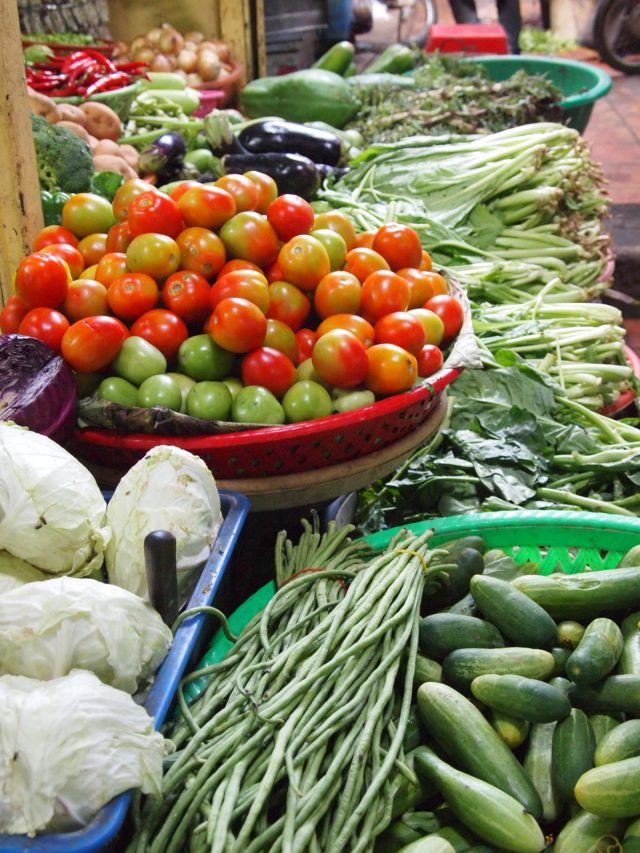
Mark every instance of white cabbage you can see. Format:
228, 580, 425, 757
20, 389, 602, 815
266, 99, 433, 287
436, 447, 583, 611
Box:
105, 445, 223, 600
0, 422, 110, 576
0, 670, 164, 836
0, 550, 48, 593
0, 576, 172, 692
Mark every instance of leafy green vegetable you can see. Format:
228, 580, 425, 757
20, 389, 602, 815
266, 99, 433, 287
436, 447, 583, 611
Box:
90, 170, 124, 201
23, 43, 54, 65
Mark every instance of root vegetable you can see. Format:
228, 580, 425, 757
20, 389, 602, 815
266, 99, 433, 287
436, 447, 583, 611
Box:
118, 144, 139, 168
28, 90, 60, 122
53, 103, 87, 126
93, 154, 138, 180
56, 121, 92, 143
177, 49, 198, 73
93, 138, 122, 157
159, 27, 184, 56
79, 102, 122, 142
197, 50, 221, 82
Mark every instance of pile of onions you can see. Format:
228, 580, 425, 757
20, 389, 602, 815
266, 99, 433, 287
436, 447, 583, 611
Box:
114, 23, 235, 86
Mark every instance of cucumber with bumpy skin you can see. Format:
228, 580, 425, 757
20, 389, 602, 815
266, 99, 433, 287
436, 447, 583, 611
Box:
418, 613, 503, 659
470, 575, 557, 648
523, 721, 561, 823
566, 617, 623, 685
470, 674, 571, 723
442, 647, 555, 692
551, 708, 595, 804
575, 755, 640, 817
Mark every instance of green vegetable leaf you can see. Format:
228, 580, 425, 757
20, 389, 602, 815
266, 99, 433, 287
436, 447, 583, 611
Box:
90, 171, 125, 201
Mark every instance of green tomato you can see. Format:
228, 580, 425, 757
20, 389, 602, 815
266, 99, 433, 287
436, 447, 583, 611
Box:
282, 380, 333, 423
186, 381, 232, 421
222, 376, 243, 400
98, 376, 139, 407
112, 335, 167, 386
184, 148, 216, 173
137, 374, 182, 411
178, 333, 235, 381
166, 372, 197, 412
296, 357, 332, 390
332, 388, 376, 413
231, 385, 285, 425
310, 227, 347, 271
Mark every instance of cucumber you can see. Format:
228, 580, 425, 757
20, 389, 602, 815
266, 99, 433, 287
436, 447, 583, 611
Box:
421, 825, 475, 852
523, 722, 561, 823
414, 747, 546, 853
397, 838, 455, 853
550, 646, 571, 676
403, 705, 424, 751
511, 566, 640, 619
551, 708, 595, 804
575, 755, 640, 816
442, 647, 555, 692
447, 593, 478, 617
414, 654, 443, 688
391, 746, 437, 819
618, 610, 640, 674
620, 544, 640, 567
566, 617, 623, 685
556, 620, 586, 649
490, 710, 530, 749
594, 719, 640, 765
590, 713, 624, 746
626, 817, 640, 838
549, 675, 571, 695
138, 71, 187, 90
553, 809, 628, 853
470, 575, 557, 648
375, 812, 441, 853
569, 674, 640, 714
470, 674, 571, 723
424, 548, 484, 612
311, 40, 355, 75
416, 682, 542, 819
418, 613, 504, 660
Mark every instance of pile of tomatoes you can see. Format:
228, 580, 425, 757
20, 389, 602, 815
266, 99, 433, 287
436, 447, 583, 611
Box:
2, 172, 464, 426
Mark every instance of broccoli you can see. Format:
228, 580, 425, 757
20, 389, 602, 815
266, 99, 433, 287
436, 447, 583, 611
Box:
31, 113, 94, 194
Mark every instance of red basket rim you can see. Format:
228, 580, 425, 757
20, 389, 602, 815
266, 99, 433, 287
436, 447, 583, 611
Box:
74, 367, 462, 452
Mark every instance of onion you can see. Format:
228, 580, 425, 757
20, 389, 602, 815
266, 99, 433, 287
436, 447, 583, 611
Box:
197, 41, 219, 55
210, 39, 231, 63
146, 26, 164, 45
177, 48, 198, 74
130, 35, 149, 54
134, 46, 156, 65
0, 335, 77, 445
197, 50, 221, 82
159, 28, 184, 56
150, 53, 173, 72
184, 31, 205, 44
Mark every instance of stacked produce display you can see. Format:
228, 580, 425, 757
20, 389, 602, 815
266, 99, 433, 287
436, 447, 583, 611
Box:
2, 12, 640, 851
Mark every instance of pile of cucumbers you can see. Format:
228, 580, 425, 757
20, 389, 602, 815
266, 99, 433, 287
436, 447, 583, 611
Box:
385, 535, 640, 852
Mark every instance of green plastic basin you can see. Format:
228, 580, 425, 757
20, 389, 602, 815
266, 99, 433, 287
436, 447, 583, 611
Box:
468, 54, 612, 133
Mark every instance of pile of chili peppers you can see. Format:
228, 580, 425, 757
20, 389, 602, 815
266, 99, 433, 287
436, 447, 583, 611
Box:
26, 49, 148, 97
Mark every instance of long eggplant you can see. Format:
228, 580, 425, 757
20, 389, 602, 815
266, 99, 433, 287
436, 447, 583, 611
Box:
222, 152, 322, 200
237, 119, 343, 166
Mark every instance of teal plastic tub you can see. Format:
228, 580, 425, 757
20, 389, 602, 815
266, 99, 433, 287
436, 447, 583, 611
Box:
468, 54, 612, 133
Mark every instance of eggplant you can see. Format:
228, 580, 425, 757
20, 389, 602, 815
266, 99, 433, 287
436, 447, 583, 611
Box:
237, 120, 343, 166
138, 131, 187, 175
223, 152, 321, 200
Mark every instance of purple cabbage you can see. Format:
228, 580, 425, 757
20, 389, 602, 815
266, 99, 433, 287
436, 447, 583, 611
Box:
0, 334, 77, 444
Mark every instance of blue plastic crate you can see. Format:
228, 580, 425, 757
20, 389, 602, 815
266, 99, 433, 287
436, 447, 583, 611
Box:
0, 488, 249, 852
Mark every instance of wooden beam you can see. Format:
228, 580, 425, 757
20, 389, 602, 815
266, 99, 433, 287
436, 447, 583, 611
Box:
0, 0, 43, 306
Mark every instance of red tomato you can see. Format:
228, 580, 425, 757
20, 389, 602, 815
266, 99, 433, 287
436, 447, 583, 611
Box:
295, 328, 316, 364
277, 234, 331, 291
167, 180, 202, 202
161, 271, 211, 326
128, 191, 183, 239
408, 269, 448, 297
61, 315, 128, 372
215, 174, 259, 212
265, 258, 283, 283
244, 171, 278, 214
266, 194, 315, 242
32, 225, 79, 252
105, 222, 134, 254
178, 185, 236, 230
37, 243, 85, 280
176, 227, 225, 280
423, 294, 464, 341
107, 273, 159, 322
0, 295, 29, 334
63, 279, 109, 322
360, 270, 411, 324
313, 210, 357, 250
417, 344, 444, 378
372, 223, 423, 271
315, 313, 375, 348
267, 281, 311, 331
219, 212, 279, 268
18, 307, 69, 353
241, 347, 296, 397
15, 253, 69, 308
77, 233, 108, 268
354, 230, 377, 249
126, 234, 182, 281
397, 268, 436, 309
210, 269, 269, 314
95, 252, 128, 287
312, 329, 369, 389
420, 250, 433, 271
209, 297, 267, 353
365, 343, 418, 395
264, 318, 298, 362
112, 178, 156, 222
217, 258, 263, 277
314, 271, 361, 319
342, 247, 389, 283
374, 311, 426, 355
130, 309, 189, 365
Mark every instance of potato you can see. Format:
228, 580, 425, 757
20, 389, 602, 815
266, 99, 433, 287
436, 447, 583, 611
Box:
93, 154, 137, 180
28, 90, 60, 122
117, 144, 140, 168
54, 103, 87, 126
79, 102, 122, 141
93, 138, 123, 157
56, 121, 92, 143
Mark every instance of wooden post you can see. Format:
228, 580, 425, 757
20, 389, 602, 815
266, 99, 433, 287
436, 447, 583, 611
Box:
0, 0, 43, 306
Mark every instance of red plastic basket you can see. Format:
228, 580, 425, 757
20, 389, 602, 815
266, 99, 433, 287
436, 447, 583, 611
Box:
71, 367, 462, 480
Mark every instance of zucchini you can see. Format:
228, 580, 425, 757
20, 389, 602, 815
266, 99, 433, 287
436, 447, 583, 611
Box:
416, 682, 542, 819
418, 613, 504, 660
569, 674, 640, 714
550, 646, 571, 676
575, 755, 640, 817
566, 617, 623, 685
470, 575, 557, 648
414, 747, 546, 853
523, 722, 561, 823
556, 620, 586, 649
414, 653, 443, 687
590, 713, 624, 746
553, 809, 628, 853
470, 674, 571, 723
511, 566, 640, 620
311, 40, 355, 75
441, 647, 555, 692
551, 708, 595, 804
489, 710, 530, 749
594, 719, 640, 765
618, 610, 640, 674
397, 838, 455, 853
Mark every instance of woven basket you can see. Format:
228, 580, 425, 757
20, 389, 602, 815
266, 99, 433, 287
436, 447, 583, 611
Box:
18, 0, 110, 37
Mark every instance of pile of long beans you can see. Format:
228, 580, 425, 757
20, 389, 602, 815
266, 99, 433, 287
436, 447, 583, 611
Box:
129, 520, 428, 853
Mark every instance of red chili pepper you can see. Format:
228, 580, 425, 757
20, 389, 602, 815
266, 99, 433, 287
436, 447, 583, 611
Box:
49, 85, 83, 97
114, 61, 149, 72
61, 49, 115, 74
83, 71, 130, 96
